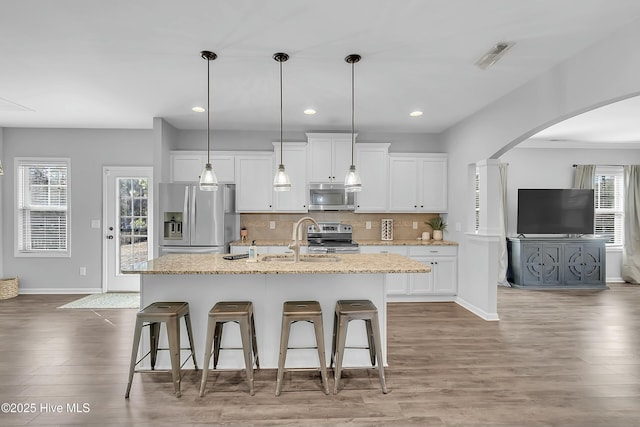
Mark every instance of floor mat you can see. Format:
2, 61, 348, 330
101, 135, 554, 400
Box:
57, 293, 140, 309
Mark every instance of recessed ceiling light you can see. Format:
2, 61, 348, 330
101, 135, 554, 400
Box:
410, 111, 423, 117
304, 109, 316, 115
192, 106, 205, 113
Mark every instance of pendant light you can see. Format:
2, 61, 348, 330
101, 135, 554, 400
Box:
344, 54, 362, 192
199, 50, 219, 192
272, 52, 291, 192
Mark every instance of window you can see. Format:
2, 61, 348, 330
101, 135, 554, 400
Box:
475, 168, 480, 232
594, 166, 624, 246
16, 158, 70, 256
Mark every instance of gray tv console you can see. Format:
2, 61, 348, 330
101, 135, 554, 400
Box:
507, 237, 607, 289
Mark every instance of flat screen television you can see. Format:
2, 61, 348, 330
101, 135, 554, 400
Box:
517, 189, 595, 235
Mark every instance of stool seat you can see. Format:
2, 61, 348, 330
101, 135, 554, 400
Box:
331, 299, 387, 394
125, 301, 198, 398
199, 301, 259, 396
276, 301, 330, 396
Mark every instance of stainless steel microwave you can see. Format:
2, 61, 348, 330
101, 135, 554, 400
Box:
308, 183, 356, 211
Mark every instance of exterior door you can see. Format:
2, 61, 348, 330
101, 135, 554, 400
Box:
103, 167, 153, 292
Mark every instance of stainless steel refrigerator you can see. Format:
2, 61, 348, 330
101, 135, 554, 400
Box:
159, 183, 238, 255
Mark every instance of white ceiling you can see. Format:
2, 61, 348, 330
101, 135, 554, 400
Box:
2, 0, 640, 137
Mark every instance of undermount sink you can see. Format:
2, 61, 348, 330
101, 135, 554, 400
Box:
261, 254, 341, 263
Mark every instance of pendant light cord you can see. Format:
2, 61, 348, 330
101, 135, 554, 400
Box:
351, 59, 355, 166
279, 58, 284, 165
207, 57, 211, 165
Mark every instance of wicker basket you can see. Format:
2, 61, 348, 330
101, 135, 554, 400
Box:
0, 277, 19, 300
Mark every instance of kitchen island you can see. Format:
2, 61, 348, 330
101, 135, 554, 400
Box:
127, 253, 430, 369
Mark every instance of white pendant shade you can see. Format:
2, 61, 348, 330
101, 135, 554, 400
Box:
344, 164, 362, 192
273, 164, 291, 192
199, 163, 218, 191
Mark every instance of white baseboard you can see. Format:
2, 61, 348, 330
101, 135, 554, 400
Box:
607, 277, 625, 283
19, 288, 102, 295
455, 296, 499, 321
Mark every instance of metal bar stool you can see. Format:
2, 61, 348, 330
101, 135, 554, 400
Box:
330, 299, 387, 394
125, 301, 198, 398
276, 300, 330, 396
199, 301, 259, 396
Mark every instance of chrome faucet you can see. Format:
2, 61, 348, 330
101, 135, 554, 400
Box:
289, 216, 320, 262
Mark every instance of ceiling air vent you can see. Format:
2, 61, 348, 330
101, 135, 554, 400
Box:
475, 42, 515, 70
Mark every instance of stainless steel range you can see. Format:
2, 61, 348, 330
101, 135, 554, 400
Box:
306, 222, 360, 254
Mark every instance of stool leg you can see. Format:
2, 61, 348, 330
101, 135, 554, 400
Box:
250, 312, 260, 370
125, 316, 144, 398
184, 312, 198, 370
149, 322, 160, 370
370, 313, 388, 394
330, 311, 338, 369
333, 316, 349, 394
365, 319, 376, 366
199, 316, 216, 397
239, 316, 255, 396
166, 316, 182, 398
213, 321, 223, 369
275, 318, 292, 396
312, 315, 330, 395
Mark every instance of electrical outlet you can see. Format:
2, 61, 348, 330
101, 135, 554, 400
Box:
412, 221, 418, 229
455, 222, 462, 232
366, 221, 372, 230
79, 267, 87, 276
269, 221, 276, 229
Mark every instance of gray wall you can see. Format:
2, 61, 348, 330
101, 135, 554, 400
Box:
2, 128, 153, 292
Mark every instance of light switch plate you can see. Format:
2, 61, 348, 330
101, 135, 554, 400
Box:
366, 221, 372, 230
269, 221, 276, 229
412, 221, 418, 229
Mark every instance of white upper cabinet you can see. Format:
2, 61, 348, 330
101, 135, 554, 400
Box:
306, 132, 354, 183
388, 153, 448, 212
272, 142, 308, 212
235, 153, 274, 212
170, 151, 235, 183
355, 143, 389, 212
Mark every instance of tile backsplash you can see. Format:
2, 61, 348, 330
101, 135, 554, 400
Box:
239, 212, 440, 241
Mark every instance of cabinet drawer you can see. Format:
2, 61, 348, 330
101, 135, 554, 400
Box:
359, 246, 408, 255
409, 246, 457, 257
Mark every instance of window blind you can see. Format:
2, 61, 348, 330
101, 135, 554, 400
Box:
594, 166, 624, 246
17, 160, 69, 254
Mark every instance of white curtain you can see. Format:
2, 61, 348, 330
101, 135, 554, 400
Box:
497, 163, 510, 286
573, 164, 595, 189
622, 165, 640, 284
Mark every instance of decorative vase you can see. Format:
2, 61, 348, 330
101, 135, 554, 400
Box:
433, 230, 443, 241
421, 231, 430, 241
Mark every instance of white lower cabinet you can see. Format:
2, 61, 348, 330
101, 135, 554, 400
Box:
359, 246, 409, 295
361, 245, 457, 300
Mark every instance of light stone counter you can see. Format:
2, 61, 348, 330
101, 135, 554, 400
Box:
127, 253, 430, 370
229, 239, 458, 247
128, 253, 431, 275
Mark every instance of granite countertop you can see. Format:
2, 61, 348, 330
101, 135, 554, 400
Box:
229, 239, 457, 246
357, 239, 458, 246
230, 240, 302, 246
125, 253, 431, 275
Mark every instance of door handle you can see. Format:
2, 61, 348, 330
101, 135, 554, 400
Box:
107, 235, 114, 240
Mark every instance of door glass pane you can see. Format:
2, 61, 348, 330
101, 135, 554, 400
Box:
118, 178, 149, 272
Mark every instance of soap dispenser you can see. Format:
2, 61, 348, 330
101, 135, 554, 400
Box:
247, 240, 258, 262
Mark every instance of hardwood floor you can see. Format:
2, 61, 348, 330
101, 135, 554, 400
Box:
1, 284, 639, 426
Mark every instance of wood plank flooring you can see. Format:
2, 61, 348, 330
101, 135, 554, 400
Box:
1, 284, 639, 426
